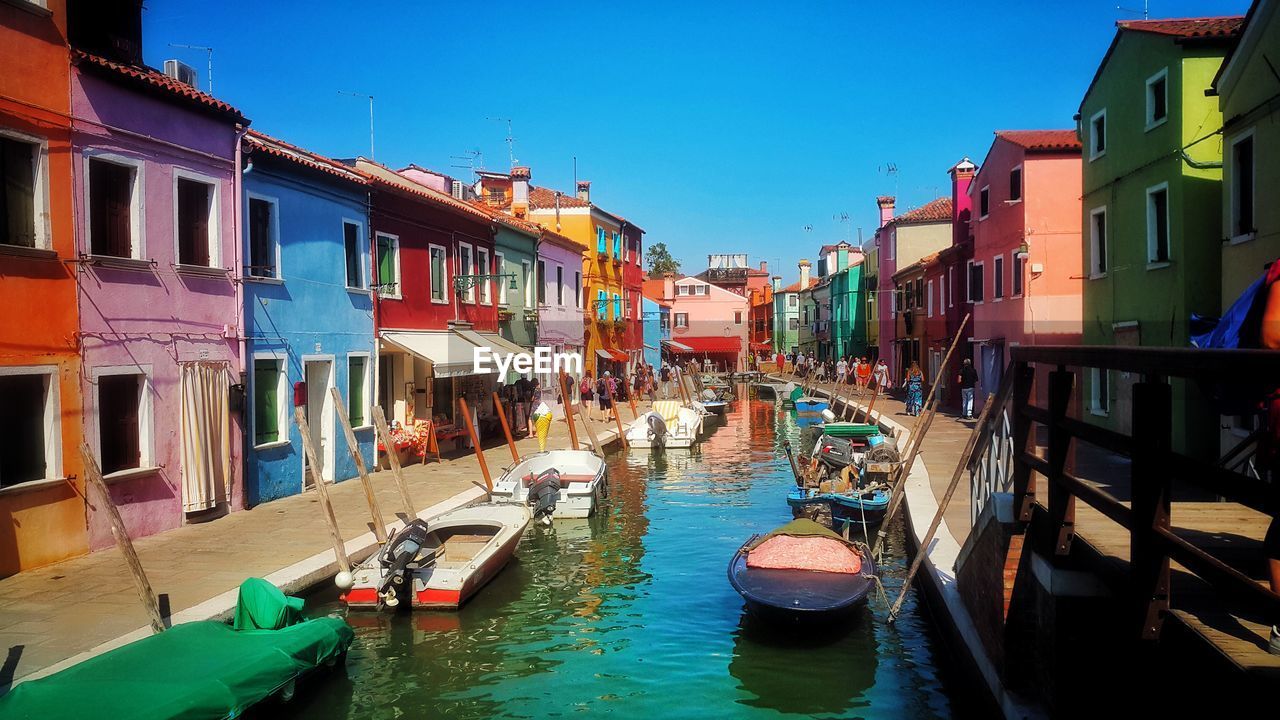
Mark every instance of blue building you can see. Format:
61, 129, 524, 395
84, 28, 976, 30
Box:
641, 296, 669, 368
241, 131, 376, 505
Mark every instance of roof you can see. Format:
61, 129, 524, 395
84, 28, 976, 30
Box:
994, 130, 1082, 153
74, 51, 246, 123
892, 251, 942, 281
888, 197, 952, 226
528, 186, 589, 210
244, 131, 365, 185
353, 159, 494, 223
1213, 0, 1270, 98
779, 277, 819, 294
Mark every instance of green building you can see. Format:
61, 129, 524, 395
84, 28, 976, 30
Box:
1078, 16, 1243, 455
772, 259, 814, 356
826, 248, 869, 360
493, 219, 540, 351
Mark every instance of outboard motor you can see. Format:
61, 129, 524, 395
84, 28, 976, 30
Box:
646, 413, 668, 450
378, 519, 432, 608
815, 435, 859, 482
701, 389, 716, 401
527, 468, 562, 525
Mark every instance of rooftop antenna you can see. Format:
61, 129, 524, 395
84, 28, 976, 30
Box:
879, 162, 900, 198
168, 43, 213, 94
573, 156, 577, 188
450, 149, 484, 173
339, 91, 375, 160
1117, 0, 1149, 19
488, 117, 517, 167
833, 212, 851, 242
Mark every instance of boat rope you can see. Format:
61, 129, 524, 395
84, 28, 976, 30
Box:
853, 540, 889, 608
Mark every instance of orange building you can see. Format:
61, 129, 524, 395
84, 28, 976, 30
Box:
0, 0, 87, 575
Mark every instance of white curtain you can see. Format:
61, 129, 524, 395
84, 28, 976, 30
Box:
180, 362, 232, 512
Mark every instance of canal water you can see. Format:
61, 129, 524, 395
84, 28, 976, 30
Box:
286, 398, 964, 718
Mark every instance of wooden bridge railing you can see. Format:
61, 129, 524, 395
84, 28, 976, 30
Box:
970, 345, 1280, 640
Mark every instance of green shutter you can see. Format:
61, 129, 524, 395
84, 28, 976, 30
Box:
596, 227, 606, 253
377, 236, 395, 292
348, 356, 366, 427
254, 361, 279, 445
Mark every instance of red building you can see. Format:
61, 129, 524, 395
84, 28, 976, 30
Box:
925, 158, 979, 410
622, 223, 645, 365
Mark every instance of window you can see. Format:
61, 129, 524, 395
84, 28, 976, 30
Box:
968, 260, 985, 303
735, 311, 743, 324
788, 317, 798, 330
253, 357, 285, 447
979, 186, 990, 219
915, 279, 923, 308
344, 221, 364, 289
612, 293, 621, 319
175, 174, 217, 267
87, 156, 141, 258
536, 260, 546, 305
948, 266, 955, 307
596, 289, 607, 319
939, 275, 946, 314
677, 285, 690, 296
927, 281, 934, 318
1146, 68, 1168, 130
596, 226, 606, 254
1012, 253, 1024, 296
458, 242, 474, 303
1, 133, 46, 249
1146, 184, 1169, 265
1230, 132, 1255, 240
694, 284, 707, 296
789, 295, 798, 308
522, 260, 534, 306
993, 256, 1004, 299
1090, 367, 1110, 416
477, 247, 491, 304
495, 251, 507, 305
348, 355, 368, 428
556, 265, 564, 306
429, 244, 447, 303
1090, 207, 1108, 276
247, 195, 278, 278
675, 312, 688, 328
376, 233, 400, 298
904, 280, 913, 310
1089, 109, 1106, 160
97, 371, 147, 474
0, 368, 59, 486
574, 272, 582, 309
1009, 166, 1022, 203
612, 231, 621, 258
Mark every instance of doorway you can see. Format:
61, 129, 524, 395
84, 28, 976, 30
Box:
303, 358, 334, 488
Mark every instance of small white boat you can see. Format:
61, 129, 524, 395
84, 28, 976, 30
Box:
343, 503, 529, 611
490, 449, 608, 520
625, 400, 703, 449
756, 381, 797, 402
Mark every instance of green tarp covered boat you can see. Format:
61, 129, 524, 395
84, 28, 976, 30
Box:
0, 578, 352, 720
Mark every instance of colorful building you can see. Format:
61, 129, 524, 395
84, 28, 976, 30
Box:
643, 274, 748, 371
1078, 16, 1243, 455
747, 281, 774, 361
0, 0, 86, 575
968, 131, 1083, 400
821, 244, 868, 360
240, 131, 375, 504
862, 241, 880, 360
797, 260, 817, 356
891, 253, 933, 380
874, 196, 953, 371
641, 295, 670, 368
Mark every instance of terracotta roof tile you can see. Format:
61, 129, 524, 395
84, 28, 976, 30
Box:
529, 186, 589, 210
75, 51, 246, 122
780, 277, 819, 293
995, 130, 1082, 153
1117, 16, 1245, 38
353, 159, 494, 223
888, 196, 952, 226
244, 131, 365, 184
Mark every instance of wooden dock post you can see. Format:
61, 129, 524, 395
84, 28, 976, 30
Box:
579, 405, 605, 456
492, 392, 521, 463
371, 405, 414, 518
295, 409, 352, 573
457, 397, 493, 491
627, 389, 639, 421
330, 387, 388, 544
613, 404, 629, 449
558, 370, 580, 450
81, 445, 166, 635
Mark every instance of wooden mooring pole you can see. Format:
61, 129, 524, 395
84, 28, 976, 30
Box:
295, 409, 352, 573
558, 370, 581, 451
371, 405, 415, 518
330, 387, 388, 544
457, 397, 493, 492
492, 391, 521, 464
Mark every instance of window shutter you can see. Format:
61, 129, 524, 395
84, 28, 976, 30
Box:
99, 374, 141, 473
249, 198, 272, 276
344, 223, 361, 287
254, 362, 279, 445
1, 138, 37, 248
178, 179, 210, 266
348, 357, 365, 427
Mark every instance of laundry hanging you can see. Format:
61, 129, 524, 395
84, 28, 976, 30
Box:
179, 361, 232, 513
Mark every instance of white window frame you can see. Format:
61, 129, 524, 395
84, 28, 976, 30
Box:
927, 280, 934, 318
967, 259, 985, 305
522, 259, 534, 307
939, 274, 946, 315
342, 218, 366, 291
556, 264, 565, 306
694, 284, 707, 296
347, 351, 372, 430
948, 266, 954, 308
674, 312, 688, 328
0, 128, 52, 251
91, 364, 155, 478
1145, 182, 1171, 268
457, 241, 475, 303
1012, 252, 1025, 298
1228, 127, 1256, 244
0, 365, 63, 490
979, 185, 991, 220
495, 251, 507, 305
789, 294, 798, 308
251, 352, 289, 449
375, 232, 402, 299
575, 271, 582, 309
1089, 108, 1107, 161
244, 191, 281, 280
428, 243, 447, 304
1145, 67, 1168, 132
993, 254, 1005, 301
83, 150, 145, 260
476, 246, 491, 305
1089, 206, 1108, 279
677, 285, 690, 296
171, 167, 222, 269
1089, 367, 1110, 417
1008, 164, 1023, 204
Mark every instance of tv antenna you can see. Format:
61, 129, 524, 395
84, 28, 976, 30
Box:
833, 212, 852, 242
339, 91, 375, 160
488, 117, 517, 167
879, 162, 900, 197
1117, 1, 1149, 19
168, 43, 213, 94
450, 149, 484, 173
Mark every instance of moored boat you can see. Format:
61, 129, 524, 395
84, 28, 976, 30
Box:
788, 486, 891, 528
727, 518, 877, 624
794, 396, 829, 414
491, 449, 608, 519
625, 400, 703, 449
344, 503, 530, 611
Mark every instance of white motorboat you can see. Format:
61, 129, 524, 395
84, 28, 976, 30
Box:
343, 503, 530, 611
490, 449, 608, 520
755, 381, 796, 402
625, 400, 703, 449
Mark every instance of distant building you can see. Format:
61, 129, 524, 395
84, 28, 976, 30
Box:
773, 259, 816, 356
874, 196, 954, 372
643, 273, 748, 371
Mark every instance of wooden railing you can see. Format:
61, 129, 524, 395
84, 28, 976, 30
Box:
969, 345, 1280, 640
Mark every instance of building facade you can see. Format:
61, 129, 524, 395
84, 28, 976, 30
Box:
874, 196, 953, 367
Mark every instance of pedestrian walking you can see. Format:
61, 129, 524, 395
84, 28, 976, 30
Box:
873, 358, 891, 391
598, 371, 616, 422
905, 362, 924, 416
958, 358, 980, 419
580, 371, 596, 421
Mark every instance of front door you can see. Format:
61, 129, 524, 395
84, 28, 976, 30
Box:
304, 360, 333, 487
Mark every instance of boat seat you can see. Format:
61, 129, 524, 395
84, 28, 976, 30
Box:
521, 472, 595, 485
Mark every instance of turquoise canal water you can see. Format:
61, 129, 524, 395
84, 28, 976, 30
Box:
286, 399, 964, 718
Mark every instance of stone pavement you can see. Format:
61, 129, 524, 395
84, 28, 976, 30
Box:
0, 399, 648, 690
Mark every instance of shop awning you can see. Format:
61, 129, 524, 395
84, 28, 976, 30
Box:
662, 339, 694, 352
664, 337, 741, 354
453, 329, 527, 359
594, 348, 629, 362
381, 331, 479, 378
750, 341, 773, 351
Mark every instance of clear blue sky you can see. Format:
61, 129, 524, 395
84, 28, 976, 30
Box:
143, 0, 1249, 285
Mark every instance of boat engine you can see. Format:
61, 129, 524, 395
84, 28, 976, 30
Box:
527, 468, 562, 525
378, 519, 432, 608
646, 413, 668, 450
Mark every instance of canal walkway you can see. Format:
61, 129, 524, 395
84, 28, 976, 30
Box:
0, 401, 647, 691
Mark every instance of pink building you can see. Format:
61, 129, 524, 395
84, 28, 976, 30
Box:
968, 130, 1083, 397
643, 274, 749, 371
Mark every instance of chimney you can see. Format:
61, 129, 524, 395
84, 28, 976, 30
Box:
949, 157, 977, 246
799, 259, 811, 289
759, 260, 768, 273
576, 180, 591, 203
663, 272, 675, 301
772, 275, 781, 291
876, 196, 895, 229
511, 166, 531, 218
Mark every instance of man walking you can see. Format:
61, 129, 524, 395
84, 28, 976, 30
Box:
958, 358, 980, 419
